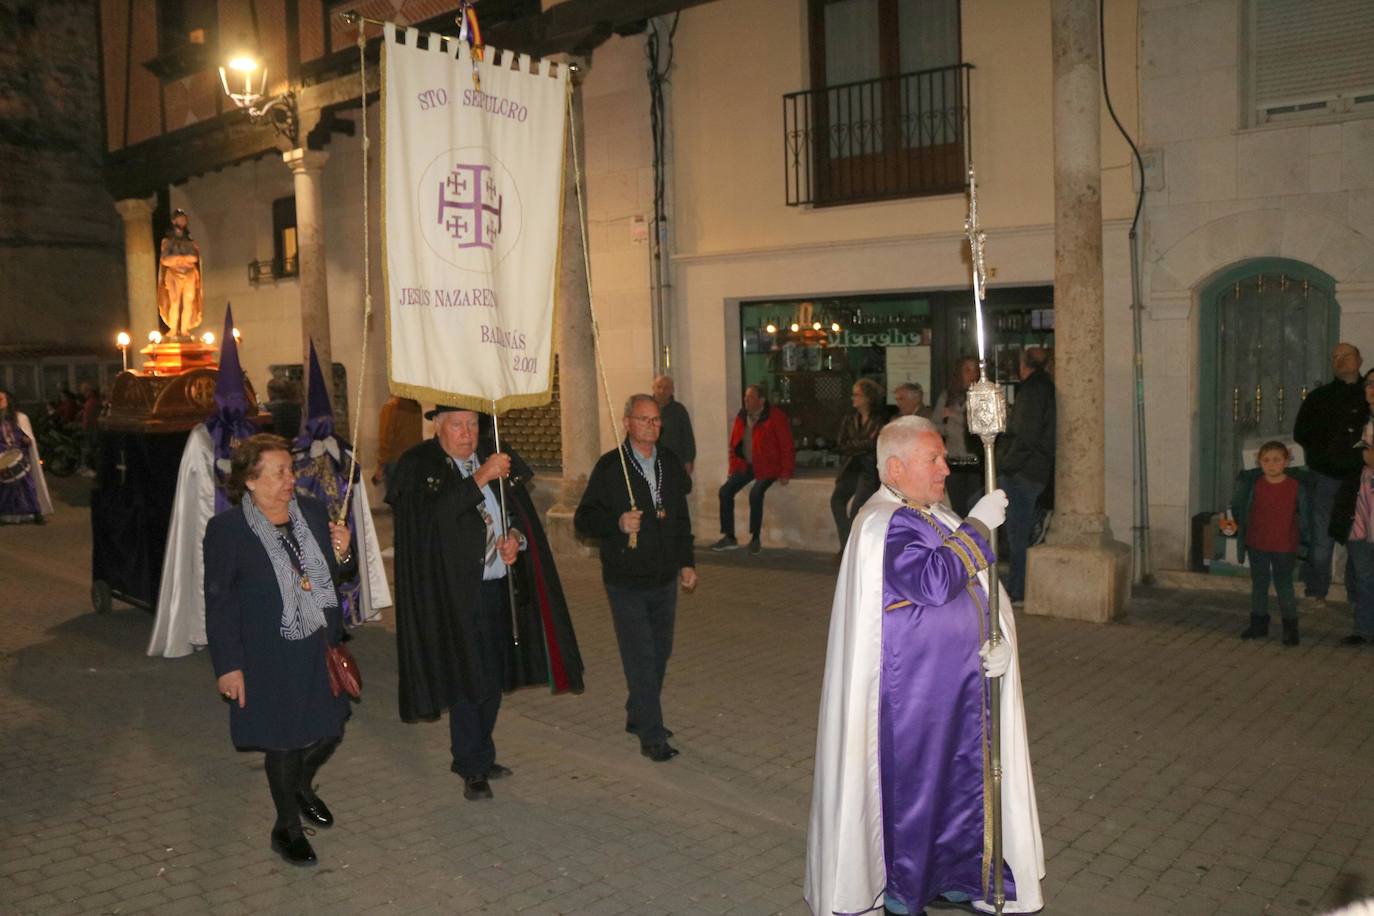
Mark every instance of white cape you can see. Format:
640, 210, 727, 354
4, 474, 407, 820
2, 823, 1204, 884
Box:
16, 412, 53, 515
146, 426, 392, 658
804, 488, 1044, 915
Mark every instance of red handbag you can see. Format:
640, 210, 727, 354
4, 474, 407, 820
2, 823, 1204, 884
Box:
325, 643, 362, 700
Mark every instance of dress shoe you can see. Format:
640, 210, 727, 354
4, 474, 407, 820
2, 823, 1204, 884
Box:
297, 789, 334, 827
625, 723, 673, 738
270, 826, 317, 867
463, 775, 493, 800
486, 763, 513, 780
641, 742, 680, 763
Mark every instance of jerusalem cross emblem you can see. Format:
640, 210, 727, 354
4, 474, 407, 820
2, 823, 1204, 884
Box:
436, 163, 503, 249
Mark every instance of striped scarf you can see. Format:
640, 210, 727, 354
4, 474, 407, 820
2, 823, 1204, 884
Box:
242, 496, 336, 640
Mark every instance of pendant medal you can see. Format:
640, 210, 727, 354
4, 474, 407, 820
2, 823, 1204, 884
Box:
300, 575, 312, 592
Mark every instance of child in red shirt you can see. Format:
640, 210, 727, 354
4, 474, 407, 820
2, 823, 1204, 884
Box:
1226, 441, 1309, 645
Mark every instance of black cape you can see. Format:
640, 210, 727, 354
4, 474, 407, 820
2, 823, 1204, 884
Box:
387, 437, 583, 722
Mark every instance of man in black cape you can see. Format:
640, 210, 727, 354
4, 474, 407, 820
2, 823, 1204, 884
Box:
387, 405, 583, 800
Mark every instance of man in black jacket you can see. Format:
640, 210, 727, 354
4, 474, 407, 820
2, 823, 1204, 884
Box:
576, 394, 697, 762
388, 406, 584, 802
996, 348, 1056, 603
1293, 342, 1365, 602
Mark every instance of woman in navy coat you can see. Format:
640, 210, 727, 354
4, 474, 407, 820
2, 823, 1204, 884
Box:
205, 433, 355, 866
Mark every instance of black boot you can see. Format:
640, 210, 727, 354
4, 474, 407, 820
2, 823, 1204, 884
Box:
1281, 619, 1300, 646
1239, 616, 1269, 639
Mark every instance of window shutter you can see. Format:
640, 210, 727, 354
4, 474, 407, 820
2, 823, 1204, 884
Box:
1253, 0, 1374, 116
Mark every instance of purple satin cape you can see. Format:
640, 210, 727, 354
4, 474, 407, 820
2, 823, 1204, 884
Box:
879, 506, 1015, 912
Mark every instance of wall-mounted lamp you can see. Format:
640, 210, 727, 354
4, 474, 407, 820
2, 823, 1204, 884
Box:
116, 331, 131, 371
219, 50, 297, 144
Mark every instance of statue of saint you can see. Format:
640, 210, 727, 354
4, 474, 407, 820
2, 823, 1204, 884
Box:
158, 209, 204, 339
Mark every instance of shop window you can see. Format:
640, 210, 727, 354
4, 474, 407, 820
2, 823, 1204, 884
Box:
739, 288, 1053, 473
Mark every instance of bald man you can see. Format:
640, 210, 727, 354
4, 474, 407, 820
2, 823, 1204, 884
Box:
1293, 342, 1365, 605
653, 375, 696, 475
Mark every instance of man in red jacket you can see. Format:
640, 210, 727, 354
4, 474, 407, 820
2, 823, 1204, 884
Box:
712, 385, 794, 555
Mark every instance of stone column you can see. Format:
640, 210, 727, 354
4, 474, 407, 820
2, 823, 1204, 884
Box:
113, 197, 159, 353
546, 71, 601, 559
1025, 0, 1129, 622
283, 148, 334, 405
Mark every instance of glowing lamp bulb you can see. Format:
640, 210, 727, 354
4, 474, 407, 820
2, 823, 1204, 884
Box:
812, 321, 822, 331
116, 331, 131, 347
831, 322, 841, 332
148, 331, 163, 344
232, 327, 242, 341
202, 331, 216, 345
765, 323, 777, 334
228, 55, 258, 73
789, 322, 800, 333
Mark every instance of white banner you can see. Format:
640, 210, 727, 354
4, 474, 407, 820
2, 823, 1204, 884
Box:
383, 24, 567, 411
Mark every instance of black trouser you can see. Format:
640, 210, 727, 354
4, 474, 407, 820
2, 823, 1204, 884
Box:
606, 581, 678, 747
719, 467, 775, 539
263, 735, 341, 831
830, 459, 879, 546
449, 578, 506, 778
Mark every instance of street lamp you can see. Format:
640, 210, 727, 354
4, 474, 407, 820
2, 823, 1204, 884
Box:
218, 50, 297, 143
116, 331, 131, 371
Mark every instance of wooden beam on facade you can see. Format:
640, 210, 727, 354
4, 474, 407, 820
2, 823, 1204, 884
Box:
486, 0, 716, 57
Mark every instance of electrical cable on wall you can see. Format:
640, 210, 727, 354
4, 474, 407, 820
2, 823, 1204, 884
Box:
1099, 0, 1153, 584
645, 14, 679, 373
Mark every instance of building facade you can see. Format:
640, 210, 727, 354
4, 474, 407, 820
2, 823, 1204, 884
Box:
81, 0, 1374, 576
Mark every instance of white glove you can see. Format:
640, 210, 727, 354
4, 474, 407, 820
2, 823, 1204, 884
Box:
980, 639, 1011, 678
967, 489, 1008, 531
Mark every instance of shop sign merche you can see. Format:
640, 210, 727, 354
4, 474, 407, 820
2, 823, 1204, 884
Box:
825, 328, 928, 349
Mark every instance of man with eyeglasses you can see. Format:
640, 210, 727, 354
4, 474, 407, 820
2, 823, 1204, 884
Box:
576, 394, 697, 762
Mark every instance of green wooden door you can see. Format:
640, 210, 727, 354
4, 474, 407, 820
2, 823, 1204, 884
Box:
1200, 261, 1338, 510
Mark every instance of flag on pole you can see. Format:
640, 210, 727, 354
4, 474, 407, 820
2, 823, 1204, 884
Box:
382, 23, 568, 412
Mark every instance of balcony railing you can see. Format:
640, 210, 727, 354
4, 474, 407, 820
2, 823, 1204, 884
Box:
247, 256, 299, 284
783, 63, 972, 207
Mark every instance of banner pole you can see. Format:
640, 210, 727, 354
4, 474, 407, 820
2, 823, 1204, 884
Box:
567, 80, 639, 547
490, 399, 520, 647
337, 24, 375, 526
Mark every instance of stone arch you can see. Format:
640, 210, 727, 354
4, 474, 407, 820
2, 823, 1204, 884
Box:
1152, 208, 1374, 297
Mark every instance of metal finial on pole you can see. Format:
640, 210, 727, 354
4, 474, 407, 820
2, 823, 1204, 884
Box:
963, 163, 1007, 916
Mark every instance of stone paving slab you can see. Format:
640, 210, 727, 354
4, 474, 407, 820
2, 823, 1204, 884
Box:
3, 483, 1374, 914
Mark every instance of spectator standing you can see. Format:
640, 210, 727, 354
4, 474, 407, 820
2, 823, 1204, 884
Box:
892, 382, 934, 420
712, 385, 794, 555
1335, 368, 1374, 647
652, 375, 696, 475
575, 395, 696, 763
830, 378, 885, 548
935, 356, 984, 516
1293, 342, 1366, 605
371, 395, 422, 501
264, 377, 303, 441
1226, 440, 1309, 645
77, 382, 101, 477
995, 347, 1056, 603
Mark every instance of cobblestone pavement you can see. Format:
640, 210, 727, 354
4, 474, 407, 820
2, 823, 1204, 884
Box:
4, 482, 1374, 915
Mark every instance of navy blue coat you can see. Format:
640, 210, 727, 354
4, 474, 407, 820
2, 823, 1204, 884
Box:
204, 495, 351, 751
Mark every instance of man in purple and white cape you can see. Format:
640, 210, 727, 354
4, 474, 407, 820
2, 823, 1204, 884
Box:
805, 416, 1044, 915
